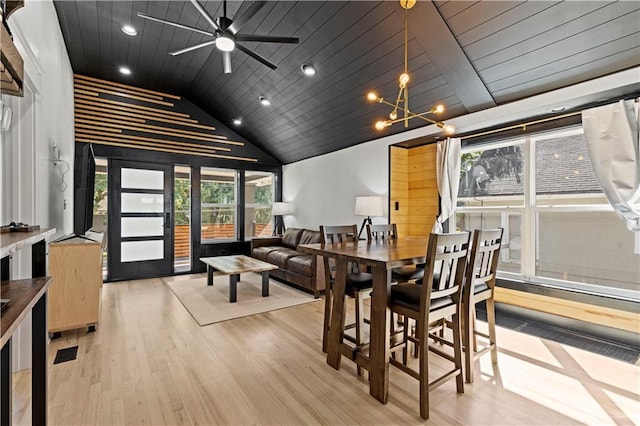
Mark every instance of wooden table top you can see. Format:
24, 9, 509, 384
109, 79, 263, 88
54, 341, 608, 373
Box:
299, 236, 430, 268
1, 276, 53, 348
0, 228, 56, 258
199, 255, 278, 274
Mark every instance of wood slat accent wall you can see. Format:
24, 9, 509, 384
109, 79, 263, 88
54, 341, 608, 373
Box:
73, 75, 259, 162
390, 144, 438, 237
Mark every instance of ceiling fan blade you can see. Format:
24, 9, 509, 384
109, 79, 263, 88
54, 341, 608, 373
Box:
228, 1, 266, 34
189, 0, 221, 32
137, 12, 214, 36
170, 40, 217, 56
223, 51, 232, 74
234, 34, 299, 44
236, 43, 277, 70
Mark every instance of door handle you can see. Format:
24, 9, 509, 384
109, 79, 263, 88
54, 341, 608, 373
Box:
165, 212, 171, 229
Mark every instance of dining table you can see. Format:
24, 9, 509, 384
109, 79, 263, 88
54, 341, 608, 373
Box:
299, 236, 430, 403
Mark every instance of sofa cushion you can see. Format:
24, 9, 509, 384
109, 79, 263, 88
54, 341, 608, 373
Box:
252, 246, 282, 262
299, 229, 322, 245
281, 228, 304, 249
287, 255, 314, 277
267, 249, 301, 268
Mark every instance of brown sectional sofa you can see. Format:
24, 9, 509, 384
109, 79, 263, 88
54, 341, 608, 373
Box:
250, 228, 325, 298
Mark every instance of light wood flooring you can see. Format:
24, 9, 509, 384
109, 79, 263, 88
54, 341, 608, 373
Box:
11, 276, 640, 425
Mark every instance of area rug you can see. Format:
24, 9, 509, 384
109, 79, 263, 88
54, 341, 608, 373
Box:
164, 273, 319, 326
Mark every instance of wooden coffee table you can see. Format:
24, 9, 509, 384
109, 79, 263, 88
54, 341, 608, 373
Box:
199, 255, 278, 303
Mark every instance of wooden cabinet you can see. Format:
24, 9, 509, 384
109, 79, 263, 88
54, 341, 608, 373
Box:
48, 235, 103, 333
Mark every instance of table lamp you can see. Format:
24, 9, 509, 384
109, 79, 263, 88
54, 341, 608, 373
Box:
272, 202, 293, 236
354, 196, 383, 239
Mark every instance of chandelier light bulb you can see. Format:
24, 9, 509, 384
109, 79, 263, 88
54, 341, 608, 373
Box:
433, 104, 445, 114
444, 124, 456, 135
399, 72, 410, 87
389, 110, 398, 120
367, 92, 378, 102
375, 121, 386, 131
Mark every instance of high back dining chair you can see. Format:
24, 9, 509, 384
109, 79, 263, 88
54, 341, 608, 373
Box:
388, 231, 470, 420
366, 223, 397, 241
366, 223, 424, 283
320, 225, 373, 375
463, 228, 503, 383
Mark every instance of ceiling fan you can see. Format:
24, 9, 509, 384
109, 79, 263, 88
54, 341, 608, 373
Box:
137, 0, 299, 74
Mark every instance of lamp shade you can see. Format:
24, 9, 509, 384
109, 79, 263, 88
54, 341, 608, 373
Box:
354, 196, 383, 217
272, 202, 293, 216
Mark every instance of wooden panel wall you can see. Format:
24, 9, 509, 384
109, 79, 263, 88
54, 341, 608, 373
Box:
73, 74, 260, 163
408, 144, 438, 236
390, 147, 409, 237
390, 144, 438, 237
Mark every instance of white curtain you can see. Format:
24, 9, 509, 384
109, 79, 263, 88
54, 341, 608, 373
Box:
582, 99, 640, 253
432, 137, 461, 233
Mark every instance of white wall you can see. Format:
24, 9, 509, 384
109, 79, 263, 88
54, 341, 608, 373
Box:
0, 0, 74, 371
282, 67, 640, 230
1, 0, 75, 240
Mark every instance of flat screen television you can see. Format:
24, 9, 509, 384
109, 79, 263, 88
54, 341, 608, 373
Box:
73, 144, 96, 236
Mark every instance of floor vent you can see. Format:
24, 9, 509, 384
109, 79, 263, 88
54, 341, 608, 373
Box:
53, 346, 78, 364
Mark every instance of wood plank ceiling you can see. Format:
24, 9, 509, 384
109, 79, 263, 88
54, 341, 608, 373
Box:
52, 1, 640, 164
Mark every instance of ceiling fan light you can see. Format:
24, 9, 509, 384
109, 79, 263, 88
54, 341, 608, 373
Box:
216, 35, 235, 52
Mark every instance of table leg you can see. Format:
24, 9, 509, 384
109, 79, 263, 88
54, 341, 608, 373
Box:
1, 339, 12, 426
326, 257, 348, 370
1, 256, 9, 281
229, 274, 239, 303
32, 240, 46, 278
261, 272, 269, 297
369, 265, 391, 404
32, 293, 47, 425
207, 266, 214, 286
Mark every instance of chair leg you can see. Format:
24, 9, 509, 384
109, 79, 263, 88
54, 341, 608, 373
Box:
417, 320, 430, 420
487, 297, 498, 364
464, 302, 475, 384
355, 292, 365, 376
452, 311, 465, 393
402, 316, 409, 365
322, 285, 332, 353
472, 307, 478, 352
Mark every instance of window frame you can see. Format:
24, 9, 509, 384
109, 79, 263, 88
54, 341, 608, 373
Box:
200, 167, 239, 242
454, 125, 637, 301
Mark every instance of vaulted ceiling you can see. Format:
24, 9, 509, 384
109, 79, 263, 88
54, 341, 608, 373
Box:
53, 1, 640, 164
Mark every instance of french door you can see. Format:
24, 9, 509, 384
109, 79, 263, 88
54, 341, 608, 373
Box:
108, 160, 173, 280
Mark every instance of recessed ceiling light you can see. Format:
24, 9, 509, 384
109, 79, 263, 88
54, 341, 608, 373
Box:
550, 106, 567, 112
119, 66, 132, 75
232, 118, 242, 125
122, 25, 137, 36
301, 63, 316, 76
259, 96, 271, 106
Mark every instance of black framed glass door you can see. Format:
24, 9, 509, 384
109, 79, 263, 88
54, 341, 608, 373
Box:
108, 160, 173, 280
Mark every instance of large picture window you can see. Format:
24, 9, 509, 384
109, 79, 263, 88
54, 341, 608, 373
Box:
201, 168, 237, 241
244, 171, 274, 239
455, 128, 639, 300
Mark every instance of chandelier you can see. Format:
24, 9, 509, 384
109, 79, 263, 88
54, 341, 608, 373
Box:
367, 0, 455, 135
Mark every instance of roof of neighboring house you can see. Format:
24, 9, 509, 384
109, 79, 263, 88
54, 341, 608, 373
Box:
460, 133, 602, 198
